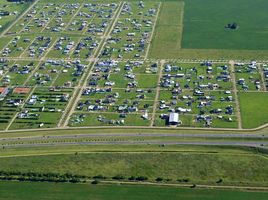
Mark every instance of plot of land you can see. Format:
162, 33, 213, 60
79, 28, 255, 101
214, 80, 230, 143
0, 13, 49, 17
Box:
182, 0, 268, 50
0, 181, 268, 200
239, 92, 268, 129
0, 0, 267, 130
0, 151, 267, 185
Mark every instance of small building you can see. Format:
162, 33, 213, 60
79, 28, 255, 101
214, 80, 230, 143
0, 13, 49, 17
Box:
169, 112, 179, 125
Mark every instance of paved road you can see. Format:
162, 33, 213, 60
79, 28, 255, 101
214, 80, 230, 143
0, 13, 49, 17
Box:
2, 140, 268, 148
0, 133, 267, 142
1, 132, 267, 149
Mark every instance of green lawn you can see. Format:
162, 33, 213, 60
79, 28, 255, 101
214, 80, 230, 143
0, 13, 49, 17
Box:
182, 0, 268, 50
0, 181, 268, 200
149, 0, 268, 59
0, 151, 267, 186
149, 0, 184, 58
239, 92, 268, 129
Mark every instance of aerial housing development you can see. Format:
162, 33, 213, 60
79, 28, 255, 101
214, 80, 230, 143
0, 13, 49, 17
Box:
0, 0, 267, 199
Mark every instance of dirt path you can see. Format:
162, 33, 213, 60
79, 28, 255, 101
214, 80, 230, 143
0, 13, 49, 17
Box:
229, 60, 242, 129
259, 63, 267, 91
144, 2, 162, 59
150, 60, 165, 126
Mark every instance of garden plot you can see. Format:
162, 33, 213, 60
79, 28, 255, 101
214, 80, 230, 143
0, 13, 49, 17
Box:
20, 35, 54, 58
0, 87, 31, 130
1, 35, 34, 57
235, 61, 263, 91
26, 59, 88, 87
100, 17, 155, 59
46, 36, 80, 58
9, 87, 73, 130
70, 37, 100, 59
1, 60, 38, 86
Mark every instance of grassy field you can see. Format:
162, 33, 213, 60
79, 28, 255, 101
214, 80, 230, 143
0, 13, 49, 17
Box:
0, 149, 267, 186
182, 0, 268, 50
149, 0, 268, 59
149, 0, 184, 58
0, 181, 268, 200
239, 92, 268, 129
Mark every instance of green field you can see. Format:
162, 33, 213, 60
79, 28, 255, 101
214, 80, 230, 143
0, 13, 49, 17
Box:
149, 0, 268, 59
0, 149, 267, 186
239, 92, 268, 129
149, 0, 184, 58
182, 0, 268, 50
0, 181, 268, 200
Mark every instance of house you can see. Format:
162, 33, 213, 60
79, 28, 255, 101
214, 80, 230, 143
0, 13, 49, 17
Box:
169, 112, 179, 125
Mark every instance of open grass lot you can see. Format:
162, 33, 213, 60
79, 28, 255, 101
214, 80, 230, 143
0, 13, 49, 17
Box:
239, 92, 268, 129
182, 0, 268, 50
149, 0, 184, 58
0, 148, 267, 186
149, 0, 268, 59
0, 181, 268, 200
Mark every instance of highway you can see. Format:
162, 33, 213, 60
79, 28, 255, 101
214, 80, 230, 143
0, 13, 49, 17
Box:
1, 133, 267, 149
0, 133, 267, 141
2, 140, 268, 148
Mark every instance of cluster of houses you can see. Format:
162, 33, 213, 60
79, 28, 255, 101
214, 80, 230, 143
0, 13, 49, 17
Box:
32, 59, 86, 86
100, 1, 158, 59
121, 1, 157, 17
27, 36, 52, 57
161, 63, 231, 90
102, 17, 152, 58
73, 37, 99, 58
54, 37, 75, 55
158, 62, 236, 127
235, 61, 262, 90
88, 60, 156, 88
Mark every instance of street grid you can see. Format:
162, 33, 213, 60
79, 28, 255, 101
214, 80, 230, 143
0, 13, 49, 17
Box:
0, 0, 267, 132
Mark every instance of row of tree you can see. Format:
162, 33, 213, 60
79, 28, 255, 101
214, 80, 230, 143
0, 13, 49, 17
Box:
0, 171, 223, 185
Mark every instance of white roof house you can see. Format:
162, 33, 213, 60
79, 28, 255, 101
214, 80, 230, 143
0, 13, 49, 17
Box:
169, 113, 179, 125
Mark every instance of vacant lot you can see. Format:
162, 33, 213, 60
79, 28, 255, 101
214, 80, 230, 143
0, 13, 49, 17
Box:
0, 181, 268, 200
0, 151, 267, 186
149, 0, 184, 58
239, 92, 268, 129
182, 0, 268, 50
